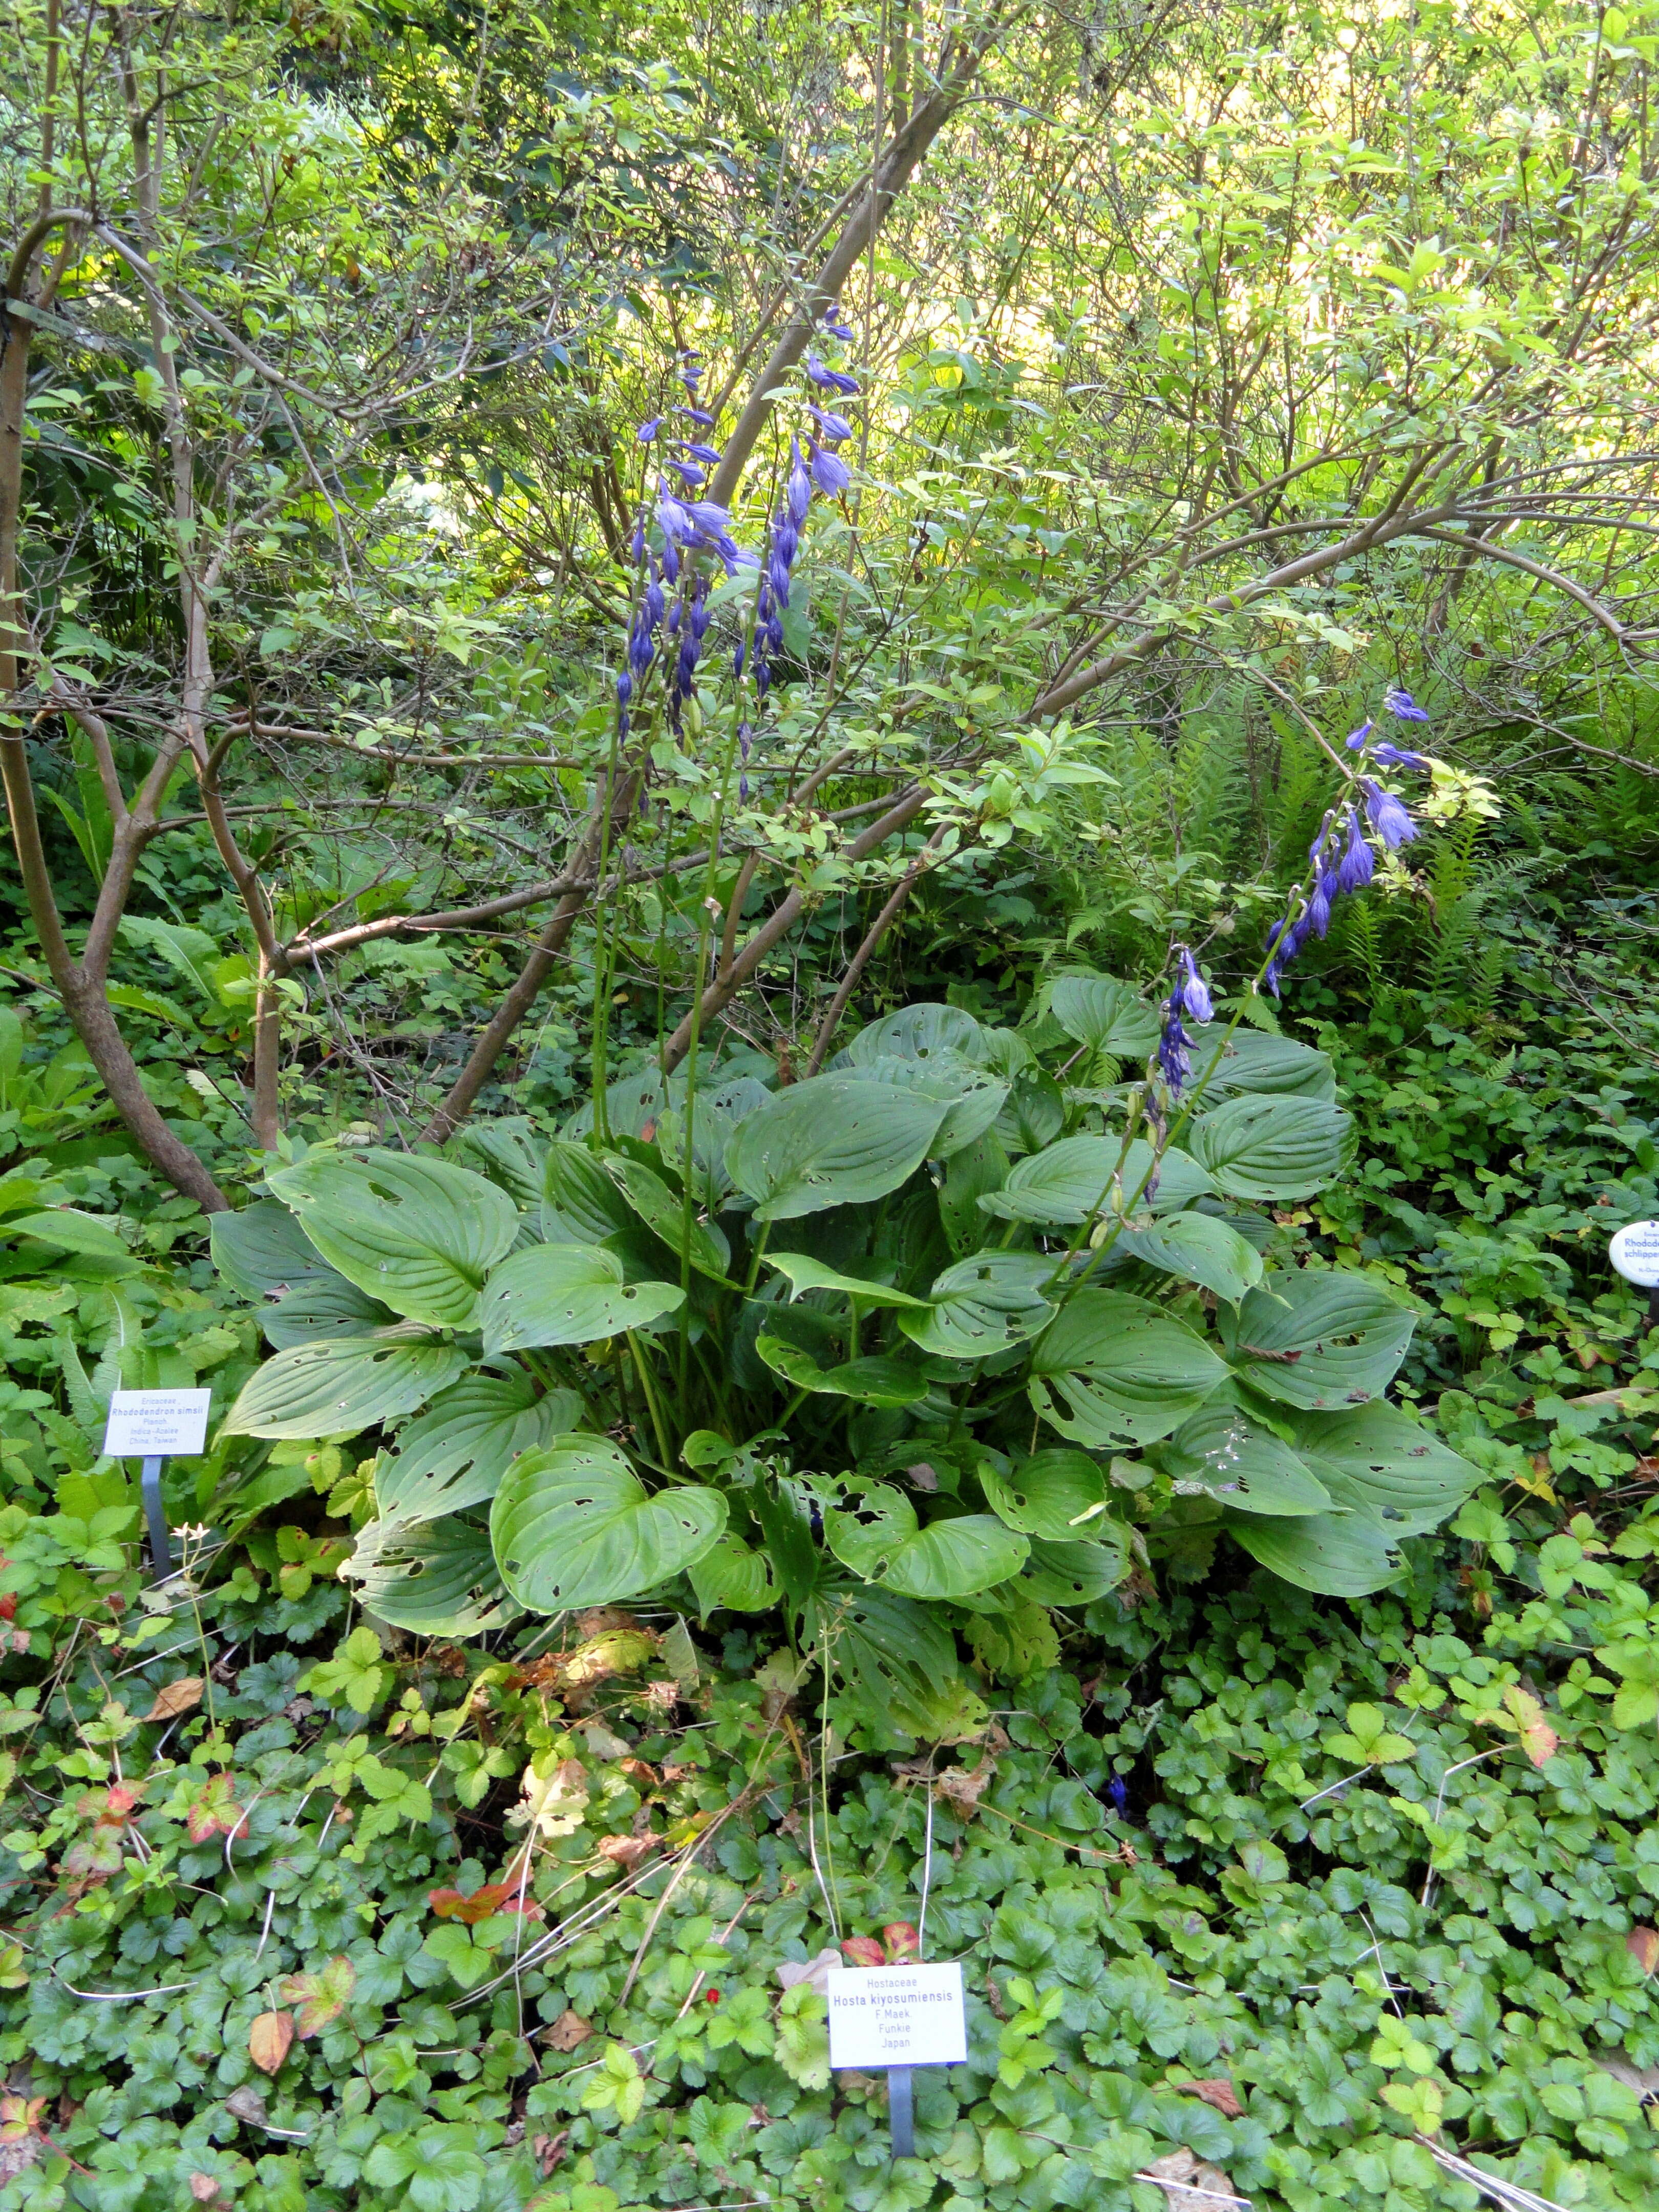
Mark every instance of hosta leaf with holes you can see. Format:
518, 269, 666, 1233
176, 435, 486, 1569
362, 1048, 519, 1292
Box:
563, 1071, 667, 1144
756, 1327, 929, 1406
211, 1199, 338, 1302
846, 1056, 1009, 1158
1020, 1529, 1130, 1605
1293, 1403, 1478, 1534
1186, 1095, 1351, 1202
1049, 975, 1160, 1057
1028, 1289, 1228, 1447
980, 1448, 1108, 1538
724, 1072, 946, 1219
541, 1141, 636, 1245
845, 1002, 989, 1066
262, 1275, 399, 1350
610, 1156, 731, 1280
1224, 1508, 1406, 1597
479, 1244, 684, 1354
688, 1534, 777, 1615
451, 1119, 550, 1209
1184, 1025, 1337, 1103
824, 1485, 1028, 1599
761, 1253, 932, 1310
376, 1372, 585, 1521
1117, 1213, 1264, 1304
1222, 1271, 1415, 1410
225, 1331, 467, 1438
828, 1587, 961, 1738
343, 1515, 515, 1635
994, 1068, 1065, 1155
982, 1135, 1214, 1226
656, 1075, 772, 1204
490, 1437, 726, 1610
266, 1149, 517, 1327
1159, 1398, 1332, 1516
900, 1252, 1056, 1360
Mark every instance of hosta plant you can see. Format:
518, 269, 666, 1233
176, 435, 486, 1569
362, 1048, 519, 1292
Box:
214, 989, 1475, 1724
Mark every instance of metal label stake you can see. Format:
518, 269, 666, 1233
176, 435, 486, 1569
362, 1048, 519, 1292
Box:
887, 2065, 914, 2159
140, 1455, 172, 1578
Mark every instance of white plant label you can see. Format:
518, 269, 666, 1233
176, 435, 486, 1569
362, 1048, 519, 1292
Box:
102, 1389, 212, 1458
1611, 1221, 1659, 1289
826, 1963, 967, 2069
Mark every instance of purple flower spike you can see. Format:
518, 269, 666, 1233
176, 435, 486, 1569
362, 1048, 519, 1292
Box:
810, 440, 852, 498
809, 405, 854, 442
1344, 720, 1374, 752
805, 350, 861, 397
1362, 777, 1419, 850
644, 573, 665, 628
1180, 948, 1214, 1026
822, 303, 856, 341
1371, 741, 1432, 771
1335, 809, 1374, 893
1385, 686, 1430, 722
679, 406, 717, 429
636, 416, 663, 442
786, 440, 813, 527
615, 671, 633, 707
680, 441, 722, 466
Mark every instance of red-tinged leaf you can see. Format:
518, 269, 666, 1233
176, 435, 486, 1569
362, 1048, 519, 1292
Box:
248, 2011, 295, 2075
841, 1937, 885, 1968
882, 1921, 920, 1964
1628, 1926, 1659, 1976
186, 1773, 244, 1843
275, 1955, 355, 2037
429, 1880, 541, 1925
1181, 2077, 1244, 2118
1502, 1685, 1560, 1768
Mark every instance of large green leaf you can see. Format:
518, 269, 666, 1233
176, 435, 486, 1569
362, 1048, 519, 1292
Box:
1048, 975, 1160, 1057
1117, 1213, 1264, 1304
993, 1068, 1065, 1155
827, 1586, 963, 1739
756, 1322, 929, 1406
825, 1486, 1028, 1598
376, 1372, 585, 1521
563, 1070, 667, 1144
761, 1252, 931, 1311
541, 1140, 636, 1244
1160, 1399, 1332, 1516
211, 1199, 337, 1301
1224, 1509, 1406, 1597
225, 1332, 467, 1438
451, 1119, 549, 1209
479, 1243, 684, 1354
263, 1275, 399, 1350
1028, 1289, 1228, 1446
1184, 1025, 1337, 1103
1223, 1271, 1415, 1410
900, 1251, 1056, 1359
725, 1072, 946, 1220
1294, 1403, 1478, 1535
656, 1074, 772, 1205
344, 1515, 516, 1634
266, 1149, 518, 1328
491, 1437, 726, 1610
845, 1002, 989, 1066
1186, 1095, 1351, 1202
688, 1534, 777, 1615
610, 1156, 731, 1281
980, 1448, 1108, 1538
983, 1135, 1215, 1226
1021, 1530, 1130, 1605
846, 1055, 1009, 1159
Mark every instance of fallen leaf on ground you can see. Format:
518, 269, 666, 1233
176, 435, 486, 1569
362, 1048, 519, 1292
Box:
597, 1833, 658, 1870
223, 2086, 268, 2129
248, 2011, 294, 2076
143, 1676, 203, 1723
935, 1757, 995, 1816
1179, 2077, 1243, 2118
776, 1947, 841, 1995
544, 2009, 593, 2052
1140, 2147, 1246, 2208
1627, 1926, 1659, 1976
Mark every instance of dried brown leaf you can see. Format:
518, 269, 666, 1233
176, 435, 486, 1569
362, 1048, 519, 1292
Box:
1180, 2077, 1243, 2118
544, 2009, 593, 2053
142, 1677, 204, 1724
248, 2011, 294, 2077
1628, 1926, 1659, 1976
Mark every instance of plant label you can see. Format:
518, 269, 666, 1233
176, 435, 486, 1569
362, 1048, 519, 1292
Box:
826, 1962, 966, 2069
103, 1389, 212, 1458
1611, 1222, 1659, 1289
